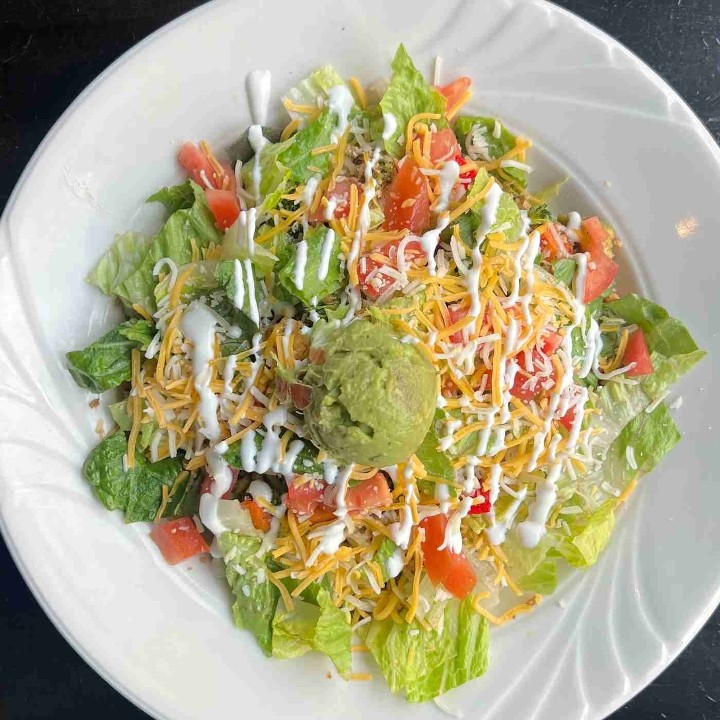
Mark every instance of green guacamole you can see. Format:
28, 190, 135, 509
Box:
303, 320, 436, 466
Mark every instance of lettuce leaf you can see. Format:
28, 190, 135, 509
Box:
219, 533, 279, 656
607, 293, 701, 357
277, 111, 336, 183
552, 501, 615, 569
224, 433, 323, 476
275, 226, 345, 305
272, 587, 352, 677
552, 258, 577, 287
454, 115, 527, 187
416, 411, 455, 482
533, 178, 568, 204
502, 535, 558, 595
596, 402, 681, 498
87, 231, 151, 297
282, 66, 347, 123
241, 139, 293, 214
375, 538, 399, 582
160, 471, 201, 520
91, 182, 222, 312
83, 431, 182, 522
366, 597, 489, 702
66, 319, 154, 393
116, 319, 154, 350
379, 44, 447, 158
147, 180, 195, 213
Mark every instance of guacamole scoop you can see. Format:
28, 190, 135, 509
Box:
303, 320, 436, 466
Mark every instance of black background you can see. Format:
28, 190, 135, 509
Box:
2, 0, 720, 718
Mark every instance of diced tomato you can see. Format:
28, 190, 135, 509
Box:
383, 158, 431, 234
205, 188, 240, 229
357, 237, 424, 299
345, 472, 392, 512
286, 480, 326, 516
178, 142, 235, 191
510, 348, 556, 401
436, 76, 472, 109
447, 303, 469, 344
468, 489, 492, 515
240, 499, 272, 532
420, 514, 476, 599
150, 518, 209, 565
308, 178, 357, 223
442, 557, 478, 599
199, 469, 237, 499
454, 153, 477, 188
429, 128, 462, 164
580, 217, 619, 303
539, 223, 572, 259
622, 328, 654, 377
287, 473, 392, 518
558, 406, 576, 432
290, 382, 312, 410
541, 330, 563, 355
309, 347, 326, 365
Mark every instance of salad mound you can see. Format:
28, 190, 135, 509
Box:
68, 45, 705, 701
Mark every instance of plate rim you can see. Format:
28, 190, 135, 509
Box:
1, 1, 719, 718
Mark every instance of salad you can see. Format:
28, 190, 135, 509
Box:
67, 45, 705, 702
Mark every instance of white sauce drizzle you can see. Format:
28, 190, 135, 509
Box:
382, 112, 398, 141
317, 227, 335, 281
246, 70, 272, 126
327, 85, 355, 143
181, 302, 221, 441
293, 239, 308, 290
433, 160, 460, 213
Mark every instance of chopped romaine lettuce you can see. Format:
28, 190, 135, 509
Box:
607, 293, 702, 357
87, 231, 151, 298
416, 411, 455, 482
552, 500, 615, 569
154, 260, 220, 308
240, 139, 293, 214
282, 66, 347, 123
277, 111, 336, 184
90, 182, 222, 312
454, 115, 527, 187
147, 180, 196, 213
528, 203, 554, 226
533, 178, 568, 204
219, 533, 279, 656
502, 535, 558, 595
595, 402, 681, 498
66, 319, 154, 393
160, 471, 201, 520
224, 432, 322, 476
215, 259, 265, 322
375, 537, 400, 582
379, 44, 447, 158
272, 587, 352, 678
275, 227, 344, 306
83, 431, 182, 522
366, 597, 490, 702
551, 258, 577, 287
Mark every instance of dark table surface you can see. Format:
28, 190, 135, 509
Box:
2, 0, 720, 718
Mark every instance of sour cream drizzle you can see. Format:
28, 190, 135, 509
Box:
181, 302, 221, 441
317, 227, 336, 281
327, 85, 355, 142
517, 253, 592, 548
382, 112, 398, 141
246, 70, 272, 205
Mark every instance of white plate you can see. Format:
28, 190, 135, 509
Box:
1, 0, 718, 718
